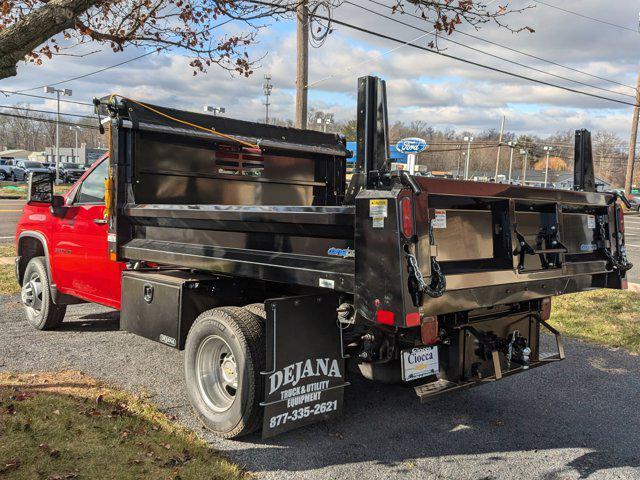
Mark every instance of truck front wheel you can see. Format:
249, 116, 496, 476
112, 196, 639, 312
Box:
184, 307, 265, 438
21, 257, 66, 330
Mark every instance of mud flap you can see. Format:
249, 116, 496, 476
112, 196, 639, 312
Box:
261, 293, 349, 438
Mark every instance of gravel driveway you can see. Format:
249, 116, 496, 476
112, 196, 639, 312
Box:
1, 294, 639, 480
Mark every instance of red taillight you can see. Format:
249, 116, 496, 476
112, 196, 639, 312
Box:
540, 297, 552, 321
376, 309, 395, 325
405, 312, 420, 327
400, 196, 414, 239
420, 316, 439, 345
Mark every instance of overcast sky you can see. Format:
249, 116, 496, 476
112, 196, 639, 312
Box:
1, 0, 639, 139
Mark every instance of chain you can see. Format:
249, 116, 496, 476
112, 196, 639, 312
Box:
405, 220, 446, 299
597, 216, 633, 273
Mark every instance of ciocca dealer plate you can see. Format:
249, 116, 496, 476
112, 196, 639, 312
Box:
401, 346, 439, 382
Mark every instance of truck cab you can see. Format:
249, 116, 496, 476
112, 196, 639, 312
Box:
15, 155, 124, 331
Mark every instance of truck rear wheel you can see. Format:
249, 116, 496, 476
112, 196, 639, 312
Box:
21, 257, 66, 330
184, 306, 265, 438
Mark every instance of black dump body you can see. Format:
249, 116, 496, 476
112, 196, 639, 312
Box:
104, 93, 629, 330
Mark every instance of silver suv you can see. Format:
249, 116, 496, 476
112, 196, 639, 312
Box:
0, 158, 26, 181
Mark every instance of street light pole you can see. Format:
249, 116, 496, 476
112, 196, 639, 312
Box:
44, 86, 72, 184
543, 146, 553, 188
507, 141, 516, 183
203, 106, 225, 116
520, 148, 529, 186
463, 136, 474, 180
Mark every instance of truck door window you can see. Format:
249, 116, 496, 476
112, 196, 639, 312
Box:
75, 160, 108, 205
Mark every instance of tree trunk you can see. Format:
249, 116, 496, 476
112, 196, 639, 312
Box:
0, 0, 97, 80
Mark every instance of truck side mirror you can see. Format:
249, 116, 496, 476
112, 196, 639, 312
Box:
50, 194, 67, 217
27, 171, 53, 204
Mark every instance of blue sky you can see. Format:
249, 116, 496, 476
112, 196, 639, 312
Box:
0, 0, 638, 139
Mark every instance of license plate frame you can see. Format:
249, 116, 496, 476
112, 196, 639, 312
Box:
401, 345, 439, 382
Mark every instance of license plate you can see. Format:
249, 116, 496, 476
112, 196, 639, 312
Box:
401, 346, 439, 382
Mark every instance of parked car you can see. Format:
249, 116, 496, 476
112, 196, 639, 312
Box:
14, 160, 51, 181
41, 162, 56, 174
0, 158, 26, 181
59, 162, 87, 184
627, 194, 640, 212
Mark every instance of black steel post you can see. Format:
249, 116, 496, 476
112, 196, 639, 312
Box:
574, 129, 596, 192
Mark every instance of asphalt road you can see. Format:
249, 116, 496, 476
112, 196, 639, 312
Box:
1, 296, 639, 479
0, 198, 24, 241
622, 213, 640, 284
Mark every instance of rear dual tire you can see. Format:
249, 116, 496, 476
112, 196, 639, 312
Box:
184, 306, 266, 438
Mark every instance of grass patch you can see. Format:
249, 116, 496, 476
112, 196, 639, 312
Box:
0, 371, 244, 480
0, 244, 16, 257
0, 184, 71, 199
0, 265, 19, 295
551, 290, 640, 355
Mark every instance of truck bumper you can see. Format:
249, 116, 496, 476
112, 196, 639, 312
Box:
415, 316, 565, 402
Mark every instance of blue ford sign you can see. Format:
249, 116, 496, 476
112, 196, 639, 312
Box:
396, 137, 427, 155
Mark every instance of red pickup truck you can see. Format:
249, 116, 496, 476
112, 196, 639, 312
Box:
15, 155, 124, 330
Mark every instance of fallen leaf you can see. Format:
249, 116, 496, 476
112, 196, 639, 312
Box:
492, 419, 505, 427
164, 443, 172, 450
0, 458, 20, 473
13, 391, 36, 401
53, 409, 60, 416
329, 431, 344, 440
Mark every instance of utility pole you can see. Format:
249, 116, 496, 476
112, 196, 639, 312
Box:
625, 67, 640, 194
263, 74, 273, 124
295, 0, 309, 129
494, 115, 505, 181
44, 86, 72, 184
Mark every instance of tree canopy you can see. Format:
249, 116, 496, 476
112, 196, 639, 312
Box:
0, 0, 532, 80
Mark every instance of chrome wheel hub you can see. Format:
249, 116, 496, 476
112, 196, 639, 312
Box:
196, 335, 238, 412
21, 272, 43, 313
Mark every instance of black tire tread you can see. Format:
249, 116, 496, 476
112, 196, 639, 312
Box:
243, 303, 266, 321
188, 306, 265, 438
217, 306, 266, 437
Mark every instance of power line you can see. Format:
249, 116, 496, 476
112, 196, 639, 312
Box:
365, 0, 637, 92
316, 14, 639, 108
0, 104, 96, 119
347, 1, 636, 100
0, 89, 93, 107
16, 51, 157, 93
14, 18, 234, 94
532, 0, 640, 34
0, 111, 99, 130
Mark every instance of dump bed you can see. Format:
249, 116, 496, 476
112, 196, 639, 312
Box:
104, 96, 629, 329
